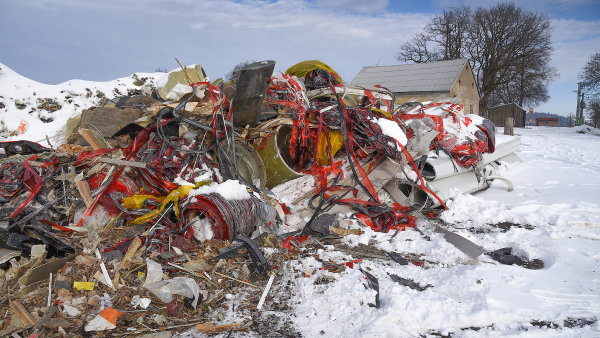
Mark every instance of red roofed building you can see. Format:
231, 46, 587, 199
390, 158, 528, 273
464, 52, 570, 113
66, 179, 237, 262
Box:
536, 117, 559, 127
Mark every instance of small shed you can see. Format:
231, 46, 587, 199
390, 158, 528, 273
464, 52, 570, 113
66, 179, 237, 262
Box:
350, 59, 480, 115
486, 103, 526, 128
536, 118, 559, 127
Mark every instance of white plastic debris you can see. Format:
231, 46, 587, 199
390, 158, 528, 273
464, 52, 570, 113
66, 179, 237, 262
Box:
142, 258, 163, 288
172, 246, 184, 255
130, 295, 152, 309
95, 249, 114, 290
257, 273, 276, 310
62, 303, 81, 317
143, 258, 202, 308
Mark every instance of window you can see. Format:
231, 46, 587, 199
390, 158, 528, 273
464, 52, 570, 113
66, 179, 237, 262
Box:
470, 105, 473, 114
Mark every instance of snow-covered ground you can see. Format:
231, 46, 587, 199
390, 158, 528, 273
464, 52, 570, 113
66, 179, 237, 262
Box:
266, 126, 599, 337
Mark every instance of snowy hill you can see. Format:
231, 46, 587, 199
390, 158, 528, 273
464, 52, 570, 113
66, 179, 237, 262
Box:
0, 63, 163, 145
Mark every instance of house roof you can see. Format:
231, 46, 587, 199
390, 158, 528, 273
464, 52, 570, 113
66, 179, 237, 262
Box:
488, 102, 526, 112
350, 58, 469, 93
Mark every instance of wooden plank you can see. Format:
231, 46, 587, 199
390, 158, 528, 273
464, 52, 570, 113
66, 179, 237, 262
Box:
75, 180, 94, 208
96, 157, 147, 168
195, 322, 246, 334
10, 301, 36, 327
78, 128, 109, 150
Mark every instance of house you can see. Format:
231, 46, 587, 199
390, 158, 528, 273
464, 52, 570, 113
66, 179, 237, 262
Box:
486, 103, 526, 127
350, 58, 480, 115
536, 117, 559, 127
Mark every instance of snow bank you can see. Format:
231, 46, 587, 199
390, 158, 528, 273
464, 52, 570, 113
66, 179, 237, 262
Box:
0, 62, 164, 144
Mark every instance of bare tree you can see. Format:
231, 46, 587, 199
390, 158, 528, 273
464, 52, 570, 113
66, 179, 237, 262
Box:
579, 52, 600, 126
397, 6, 470, 63
397, 33, 437, 63
398, 3, 556, 113
426, 6, 470, 60
466, 4, 556, 112
580, 52, 600, 95
494, 9, 557, 107
587, 100, 600, 128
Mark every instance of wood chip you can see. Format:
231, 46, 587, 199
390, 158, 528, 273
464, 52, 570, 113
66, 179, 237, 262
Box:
194, 322, 246, 334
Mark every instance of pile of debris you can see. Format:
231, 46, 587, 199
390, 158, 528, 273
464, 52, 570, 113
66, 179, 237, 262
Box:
0, 60, 519, 336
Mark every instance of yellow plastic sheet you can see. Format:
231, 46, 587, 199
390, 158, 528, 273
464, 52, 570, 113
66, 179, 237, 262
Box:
73, 281, 95, 291
123, 182, 210, 225
371, 107, 393, 119
285, 60, 343, 84
316, 130, 343, 165
121, 194, 163, 210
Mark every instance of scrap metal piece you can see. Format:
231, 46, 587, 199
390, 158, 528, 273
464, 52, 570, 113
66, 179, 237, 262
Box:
359, 267, 380, 308
388, 252, 408, 265
433, 224, 486, 259
388, 273, 432, 291
487, 247, 516, 265
232, 60, 276, 128
0, 141, 49, 157
235, 234, 269, 275
256, 125, 302, 189
300, 213, 339, 239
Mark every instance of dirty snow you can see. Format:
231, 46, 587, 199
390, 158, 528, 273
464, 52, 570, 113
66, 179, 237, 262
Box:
267, 126, 599, 337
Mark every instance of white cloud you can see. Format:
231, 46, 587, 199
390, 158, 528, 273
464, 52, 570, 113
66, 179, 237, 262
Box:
4, 0, 431, 81
172, 0, 431, 80
313, 0, 390, 13
550, 19, 600, 83
552, 18, 600, 42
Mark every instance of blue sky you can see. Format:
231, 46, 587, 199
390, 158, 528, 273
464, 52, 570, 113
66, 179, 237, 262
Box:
1, 0, 599, 116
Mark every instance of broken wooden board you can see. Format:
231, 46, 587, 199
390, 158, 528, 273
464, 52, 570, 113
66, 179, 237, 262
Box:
75, 180, 94, 208
96, 157, 147, 168
17, 254, 75, 288
79, 128, 110, 150
10, 301, 36, 327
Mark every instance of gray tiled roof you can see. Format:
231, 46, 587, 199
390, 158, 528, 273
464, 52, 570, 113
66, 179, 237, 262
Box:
350, 58, 468, 93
